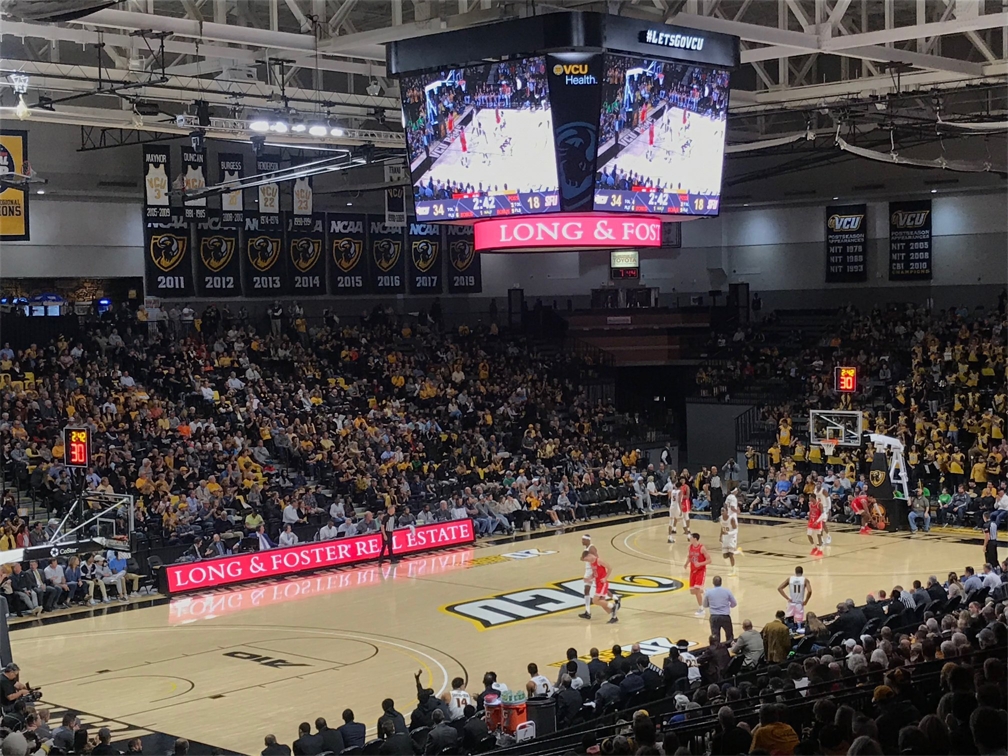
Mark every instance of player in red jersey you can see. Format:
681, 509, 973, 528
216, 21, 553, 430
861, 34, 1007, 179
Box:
448, 113, 455, 134
495, 108, 501, 125
807, 487, 825, 555
648, 121, 655, 146
579, 543, 621, 623
460, 128, 467, 153
850, 492, 875, 534
685, 532, 710, 617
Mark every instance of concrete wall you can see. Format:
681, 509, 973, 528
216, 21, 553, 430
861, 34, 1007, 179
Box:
685, 401, 753, 470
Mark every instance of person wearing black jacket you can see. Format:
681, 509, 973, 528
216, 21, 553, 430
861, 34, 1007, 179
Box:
460, 706, 489, 751
587, 648, 608, 684
555, 676, 583, 729
378, 720, 411, 755
638, 658, 662, 691
424, 710, 457, 755
608, 644, 628, 676
314, 717, 343, 755
663, 648, 689, 694
377, 699, 408, 739
710, 707, 753, 756
336, 709, 366, 749
926, 575, 949, 603
292, 722, 323, 755
862, 594, 886, 622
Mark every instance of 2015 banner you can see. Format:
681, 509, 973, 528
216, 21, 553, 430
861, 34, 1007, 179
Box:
369, 218, 406, 294
445, 224, 481, 293
407, 219, 443, 294
195, 211, 241, 297
327, 213, 369, 295
889, 199, 932, 281
144, 213, 193, 297
287, 212, 326, 295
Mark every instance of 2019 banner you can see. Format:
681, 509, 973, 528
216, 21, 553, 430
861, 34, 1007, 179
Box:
445, 224, 482, 293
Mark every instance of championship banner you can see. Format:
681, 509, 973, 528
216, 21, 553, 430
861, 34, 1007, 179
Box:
218, 152, 244, 227
889, 200, 932, 281
292, 173, 313, 229
242, 217, 287, 296
825, 204, 867, 283
195, 211, 241, 297
144, 213, 193, 297
180, 147, 207, 220
327, 213, 369, 295
256, 153, 282, 230
407, 219, 443, 294
446, 224, 482, 293
369, 217, 406, 294
385, 163, 407, 226
0, 130, 29, 241
142, 144, 172, 221
287, 212, 326, 295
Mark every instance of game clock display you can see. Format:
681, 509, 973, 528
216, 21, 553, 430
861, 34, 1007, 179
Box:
64, 427, 92, 467
423, 189, 558, 220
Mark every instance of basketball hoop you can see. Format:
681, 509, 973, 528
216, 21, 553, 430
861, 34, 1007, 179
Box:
819, 438, 838, 459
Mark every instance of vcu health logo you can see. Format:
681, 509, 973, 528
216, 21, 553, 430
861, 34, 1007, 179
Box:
552, 62, 596, 86
444, 574, 683, 629
828, 214, 864, 232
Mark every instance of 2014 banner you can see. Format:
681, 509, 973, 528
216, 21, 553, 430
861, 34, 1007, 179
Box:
287, 212, 326, 295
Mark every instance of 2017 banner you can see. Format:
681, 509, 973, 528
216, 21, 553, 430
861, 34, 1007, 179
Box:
144, 213, 193, 297
287, 212, 326, 295
889, 200, 932, 281
327, 213, 369, 295
445, 224, 481, 293
825, 204, 868, 283
195, 211, 241, 297
407, 219, 443, 294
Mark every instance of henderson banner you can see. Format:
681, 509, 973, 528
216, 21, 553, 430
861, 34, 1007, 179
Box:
888, 199, 932, 281
163, 519, 476, 594
327, 213, 370, 295
406, 219, 444, 294
218, 152, 245, 227
242, 216, 288, 296
0, 130, 30, 241
287, 212, 326, 295
142, 144, 172, 221
195, 210, 241, 297
369, 217, 407, 294
825, 204, 868, 283
180, 146, 207, 220
255, 153, 282, 231
144, 212, 194, 297
445, 224, 482, 293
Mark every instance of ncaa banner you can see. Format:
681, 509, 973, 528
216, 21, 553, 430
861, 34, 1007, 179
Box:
327, 213, 369, 295
446, 224, 481, 293
0, 130, 30, 241
218, 151, 244, 227
546, 52, 603, 212
825, 204, 867, 283
256, 153, 282, 231
407, 219, 443, 294
889, 200, 932, 281
242, 216, 287, 296
195, 211, 241, 297
180, 147, 207, 220
144, 213, 194, 297
291, 172, 313, 229
287, 212, 326, 295
369, 217, 406, 294
142, 144, 172, 221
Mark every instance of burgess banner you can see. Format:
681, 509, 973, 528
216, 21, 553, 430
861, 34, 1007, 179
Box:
195, 211, 241, 297
163, 520, 476, 594
407, 219, 443, 294
889, 199, 932, 281
287, 212, 326, 295
327, 213, 369, 295
369, 218, 406, 294
218, 152, 245, 227
825, 204, 868, 283
445, 224, 481, 293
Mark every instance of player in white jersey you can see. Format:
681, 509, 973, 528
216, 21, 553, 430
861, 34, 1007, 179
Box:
668, 475, 690, 543
580, 534, 594, 616
447, 677, 473, 720
777, 565, 812, 630
719, 508, 738, 571
724, 487, 740, 517
816, 484, 832, 545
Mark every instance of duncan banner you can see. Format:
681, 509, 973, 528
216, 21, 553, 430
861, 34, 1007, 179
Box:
142, 144, 172, 221
0, 130, 29, 241
144, 213, 193, 297
242, 217, 287, 296
287, 212, 326, 295
889, 199, 932, 281
825, 204, 867, 283
163, 519, 476, 594
327, 213, 370, 295
406, 219, 443, 294
256, 153, 282, 230
445, 224, 481, 293
180, 147, 207, 220
218, 152, 245, 227
195, 211, 241, 297
369, 217, 407, 294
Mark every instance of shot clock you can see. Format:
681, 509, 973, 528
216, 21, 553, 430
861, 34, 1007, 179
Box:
64, 426, 92, 467
835, 366, 857, 394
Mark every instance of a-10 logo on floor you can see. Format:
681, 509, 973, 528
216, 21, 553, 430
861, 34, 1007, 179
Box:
444, 575, 683, 629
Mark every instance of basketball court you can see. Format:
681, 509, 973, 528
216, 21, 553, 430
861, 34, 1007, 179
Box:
10, 515, 982, 754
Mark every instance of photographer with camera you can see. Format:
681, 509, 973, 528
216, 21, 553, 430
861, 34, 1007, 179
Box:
1, 663, 40, 714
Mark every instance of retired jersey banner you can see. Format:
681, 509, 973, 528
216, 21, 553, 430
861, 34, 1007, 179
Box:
142, 144, 172, 221
825, 204, 867, 283
242, 217, 287, 296
407, 219, 443, 294
0, 130, 29, 241
889, 200, 932, 281
292, 173, 313, 228
144, 213, 193, 297
369, 217, 406, 294
287, 212, 326, 295
180, 147, 207, 220
445, 224, 481, 293
195, 211, 241, 297
218, 152, 244, 227
327, 213, 369, 295
256, 153, 282, 230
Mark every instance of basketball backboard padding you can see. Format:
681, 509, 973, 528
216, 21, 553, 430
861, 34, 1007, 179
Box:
809, 409, 862, 447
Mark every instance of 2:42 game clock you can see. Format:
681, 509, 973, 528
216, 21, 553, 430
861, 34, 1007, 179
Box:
64, 426, 92, 467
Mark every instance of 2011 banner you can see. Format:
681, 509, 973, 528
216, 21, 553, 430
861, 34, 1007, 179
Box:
144, 213, 193, 297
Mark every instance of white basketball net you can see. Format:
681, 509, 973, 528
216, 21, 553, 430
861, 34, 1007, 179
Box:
820, 439, 838, 458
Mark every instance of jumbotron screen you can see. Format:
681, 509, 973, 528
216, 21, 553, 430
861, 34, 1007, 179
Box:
401, 56, 561, 220
593, 54, 729, 216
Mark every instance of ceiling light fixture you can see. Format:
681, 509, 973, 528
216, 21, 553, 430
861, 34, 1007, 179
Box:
365, 80, 382, 96
931, 188, 937, 193
36, 189, 45, 195
249, 118, 269, 132
330, 125, 344, 137
291, 122, 307, 133
308, 124, 327, 137
271, 120, 288, 133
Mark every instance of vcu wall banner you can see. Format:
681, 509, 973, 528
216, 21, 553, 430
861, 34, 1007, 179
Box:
327, 213, 369, 295
142, 144, 172, 221
242, 217, 287, 296
825, 204, 868, 283
889, 200, 932, 281
218, 152, 244, 227
144, 213, 194, 297
195, 211, 241, 297
180, 147, 207, 220
369, 218, 406, 294
407, 220, 443, 294
445, 224, 482, 293
287, 212, 326, 295
256, 153, 282, 231
0, 130, 29, 241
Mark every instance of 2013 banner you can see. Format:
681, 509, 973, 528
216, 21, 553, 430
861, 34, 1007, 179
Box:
242, 217, 287, 296
144, 213, 193, 297
327, 213, 369, 295
445, 224, 481, 293
889, 200, 932, 281
195, 211, 241, 297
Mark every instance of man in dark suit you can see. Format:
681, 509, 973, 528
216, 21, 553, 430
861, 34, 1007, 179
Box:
292, 722, 323, 755
378, 720, 412, 755
587, 648, 608, 684
424, 710, 458, 755
314, 717, 343, 755
926, 575, 948, 603
638, 658, 662, 691
625, 643, 648, 671
337, 709, 366, 749
607, 644, 628, 676
555, 676, 584, 729
460, 706, 488, 751
377, 698, 408, 739
262, 734, 292, 756
594, 670, 622, 712
862, 594, 886, 622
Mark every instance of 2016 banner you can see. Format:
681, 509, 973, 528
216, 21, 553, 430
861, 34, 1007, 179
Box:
287, 212, 326, 295
327, 213, 369, 295
0, 130, 30, 241
195, 211, 241, 297
242, 217, 287, 296
218, 152, 244, 227
142, 144, 172, 221
369, 218, 406, 294
407, 219, 443, 294
889, 199, 932, 281
144, 213, 194, 297
445, 224, 482, 293
180, 147, 207, 220
825, 204, 867, 283
256, 153, 282, 230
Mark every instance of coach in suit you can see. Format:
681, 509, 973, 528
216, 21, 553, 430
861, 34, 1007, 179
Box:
425, 710, 458, 755
292, 722, 323, 755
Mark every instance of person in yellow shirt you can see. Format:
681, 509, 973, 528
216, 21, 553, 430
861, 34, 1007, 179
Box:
767, 442, 781, 466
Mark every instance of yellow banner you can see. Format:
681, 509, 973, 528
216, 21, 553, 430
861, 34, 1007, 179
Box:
0, 130, 29, 240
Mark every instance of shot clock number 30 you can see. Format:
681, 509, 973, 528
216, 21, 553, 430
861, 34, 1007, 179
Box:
64, 427, 92, 467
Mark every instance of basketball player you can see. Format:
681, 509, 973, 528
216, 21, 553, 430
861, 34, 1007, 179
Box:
579, 534, 594, 617
719, 507, 738, 571
459, 127, 469, 168
447, 677, 473, 721
668, 475, 690, 543
778, 565, 812, 632
579, 544, 621, 623
850, 491, 875, 534
808, 488, 825, 556
685, 532, 710, 617
817, 484, 833, 545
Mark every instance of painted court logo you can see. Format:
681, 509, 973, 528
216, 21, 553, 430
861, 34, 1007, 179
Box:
444, 574, 683, 629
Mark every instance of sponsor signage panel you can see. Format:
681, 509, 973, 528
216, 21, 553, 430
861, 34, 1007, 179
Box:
474, 213, 662, 251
